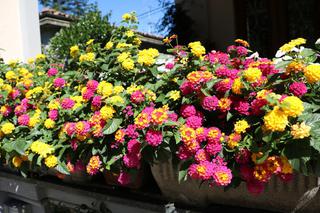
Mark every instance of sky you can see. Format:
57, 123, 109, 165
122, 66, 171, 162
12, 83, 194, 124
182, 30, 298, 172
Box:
38, 0, 174, 36
91, 0, 173, 36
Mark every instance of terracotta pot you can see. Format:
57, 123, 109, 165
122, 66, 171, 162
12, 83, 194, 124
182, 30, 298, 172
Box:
103, 170, 143, 189
151, 158, 320, 213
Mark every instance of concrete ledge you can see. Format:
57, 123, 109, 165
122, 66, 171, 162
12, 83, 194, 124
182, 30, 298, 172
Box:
0, 172, 165, 213
0, 174, 40, 201
39, 17, 71, 28
151, 159, 320, 213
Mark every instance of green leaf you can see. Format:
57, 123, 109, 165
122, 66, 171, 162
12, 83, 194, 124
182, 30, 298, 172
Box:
262, 133, 273, 143
301, 113, 320, 127
87, 71, 93, 80
275, 60, 291, 70
300, 48, 315, 57
302, 102, 320, 113
2, 139, 27, 155
58, 145, 69, 159
164, 131, 174, 137
200, 88, 210, 97
311, 125, 320, 138
14, 126, 29, 133
164, 120, 178, 126
101, 64, 109, 71
92, 147, 98, 155
178, 160, 192, 183
28, 153, 35, 161
266, 94, 279, 106
310, 137, 320, 152
226, 112, 233, 122
178, 169, 188, 183
150, 67, 159, 78
206, 78, 220, 89
289, 158, 300, 171
156, 94, 165, 103
174, 131, 181, 144
63, 71, 77, 78
103, 118, 122, 135
255, 151, 270, 164
56, 162, 70, 175
289, 158, 309, 175
105, 154, 122, 170
36, 156, 42, 166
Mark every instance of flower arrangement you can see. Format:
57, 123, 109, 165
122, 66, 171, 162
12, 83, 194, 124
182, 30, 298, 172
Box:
163, 37, 320, 194
0, 13, 319, 196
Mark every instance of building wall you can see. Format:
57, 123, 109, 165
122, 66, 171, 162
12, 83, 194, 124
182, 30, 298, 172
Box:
175, 0, 236, 51
206, 0, 236, 51
40, 26, 62, 46
0, 0, 41, 62
175, 0, 209, 43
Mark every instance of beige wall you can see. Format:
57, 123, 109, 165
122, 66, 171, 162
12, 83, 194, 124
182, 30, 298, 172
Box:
175, 0, 236, 51
0, 0, 41, 62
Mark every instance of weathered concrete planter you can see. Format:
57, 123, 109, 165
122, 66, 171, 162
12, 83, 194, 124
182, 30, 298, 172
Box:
68, 170, 92, 183
151, 159, 320, 213
103, 171, 143, 189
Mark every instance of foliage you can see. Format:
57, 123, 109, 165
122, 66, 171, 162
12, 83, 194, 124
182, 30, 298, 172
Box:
157, 0, 196, 45
39, 0, 96, 16
0, 13, 320, 195
47, 11, 113, 61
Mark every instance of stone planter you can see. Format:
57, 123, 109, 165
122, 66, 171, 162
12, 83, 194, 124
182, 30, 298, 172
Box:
69, 170, 92, 183
62, 171, 92, 183
103, 170, 143, 189
151, 159, 320, 213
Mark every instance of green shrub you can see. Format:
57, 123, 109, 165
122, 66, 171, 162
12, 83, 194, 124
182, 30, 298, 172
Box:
47, 11, 114, 61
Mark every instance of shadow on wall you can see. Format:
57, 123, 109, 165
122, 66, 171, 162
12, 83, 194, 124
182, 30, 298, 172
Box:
157, 0, 198, 46
158, 0, 320, 57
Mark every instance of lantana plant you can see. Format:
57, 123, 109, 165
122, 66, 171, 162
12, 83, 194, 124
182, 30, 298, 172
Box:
0, 12, 319, 195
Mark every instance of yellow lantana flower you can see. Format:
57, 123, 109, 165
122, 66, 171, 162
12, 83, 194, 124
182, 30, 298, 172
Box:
105, 41, 113, 50
44, 119, 55, 129
5, 71, 17, 80
188, 41, 206, 57
100, 106, 115, 120
86, 39, 94, 45
304, 64, 320, 84
263, 106, 288, 132
280, 96, 304, 117
45, 155, 58, 168
243, 67, 262, 83
117, 52, 130, 63
70, 45, 79, 58
168, 90, 180, 101
79, 52, 95, 63
291, 122, 311, 139
234, 120, 250, 134
1, 122, 15, 134
122, 58, 135, 70
36, 54, 46, 62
